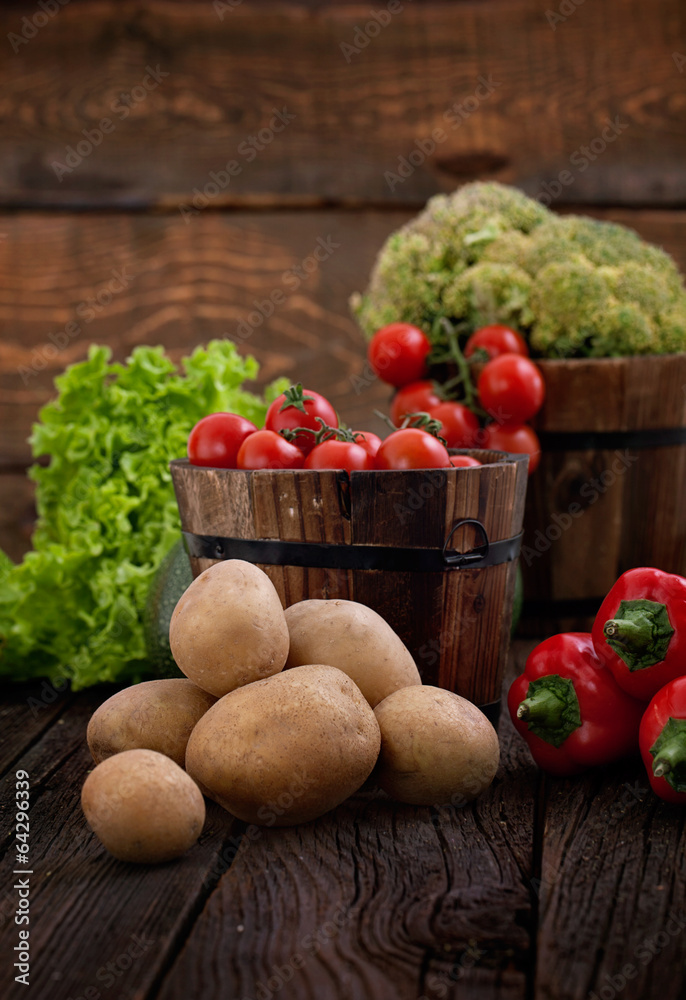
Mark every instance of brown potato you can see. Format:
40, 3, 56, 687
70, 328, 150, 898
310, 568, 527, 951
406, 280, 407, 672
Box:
169, 559, 289, 697
185, 664, 381, 826
81, 749, 205, 863
374, 685, 500, 805
284, 599, 421, 708
86, 678, 217, 768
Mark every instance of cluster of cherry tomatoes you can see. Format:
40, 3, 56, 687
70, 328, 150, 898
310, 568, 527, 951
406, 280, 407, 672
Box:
187, 383, 481, 473
368, 322, 545, 474
187, 323, 545, 474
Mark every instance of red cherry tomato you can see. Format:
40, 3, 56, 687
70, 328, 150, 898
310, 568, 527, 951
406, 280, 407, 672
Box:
367, 323, 432, 388
390, 381, 442, 426
305, 440, 375, 472
187, 412, 258, 468
265, 384, 338, 455
428, 401, 480, 449
483, 423, 541, 474
351, 431, 382, 458
449, 455, 482, 468
477, 354, 545, 425
465, 325, 529, 360
375, 429, 451, 470
236, 430, 305, 470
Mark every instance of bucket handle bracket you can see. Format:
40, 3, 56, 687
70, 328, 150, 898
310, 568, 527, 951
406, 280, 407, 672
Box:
443, 518, 490, 568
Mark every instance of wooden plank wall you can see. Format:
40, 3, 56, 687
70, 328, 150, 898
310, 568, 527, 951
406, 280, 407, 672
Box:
1, 0, 685, 559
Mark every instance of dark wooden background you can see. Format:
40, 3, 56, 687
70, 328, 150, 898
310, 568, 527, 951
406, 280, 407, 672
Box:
1, 0, 685, 561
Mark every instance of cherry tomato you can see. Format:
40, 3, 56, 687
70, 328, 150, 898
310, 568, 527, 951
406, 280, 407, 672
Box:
187, 412, 258, 468
390, 380, 442, 426
477, 354, 545, 425
265, 384, 338, 455
465, 325, 529, 360
367, 323, 432, 388
449, 455, 482, 468
351, 431, 382, 458
375, 429, 451, 470
305, 440, 375, 472
428, 402, 480, 449
236, 430, 305, 470
482, 423, 541, 474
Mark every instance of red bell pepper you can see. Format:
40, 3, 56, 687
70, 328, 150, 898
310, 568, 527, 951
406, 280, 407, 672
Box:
592, 567, 686, 701
508, 632, 644, 776
640, 676, 686, 805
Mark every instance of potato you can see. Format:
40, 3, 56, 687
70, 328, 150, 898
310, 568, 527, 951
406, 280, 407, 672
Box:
81, 749, 205, 863
284, 599, 421, 708
185, 664, 381, 825
86, 678, 217, 768
169, 559, 290, 697
373, 686, 500, 806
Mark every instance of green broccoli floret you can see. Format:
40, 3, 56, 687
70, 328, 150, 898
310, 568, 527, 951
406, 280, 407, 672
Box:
443, 262, 534, 332
352, 181, 686, 358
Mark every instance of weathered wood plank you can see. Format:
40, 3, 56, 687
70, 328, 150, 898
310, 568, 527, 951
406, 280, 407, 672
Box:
2, 207, 686, 470
154, 648, 539, 1000
535, 758, 686, 1000
0, 680, 73, 779
0, 0, 684, 208
0, 209, 400, 465
0, 688, 243, 1000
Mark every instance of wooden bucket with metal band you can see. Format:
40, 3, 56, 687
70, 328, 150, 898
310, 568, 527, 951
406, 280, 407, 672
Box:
170, 449, 528, 723
522, 353, 686, 633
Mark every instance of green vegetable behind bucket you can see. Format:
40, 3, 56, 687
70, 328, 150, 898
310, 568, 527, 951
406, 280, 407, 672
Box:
0, 342, 286, 689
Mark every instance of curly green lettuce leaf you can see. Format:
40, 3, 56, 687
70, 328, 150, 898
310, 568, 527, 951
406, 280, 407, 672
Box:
0, 341, 279, 688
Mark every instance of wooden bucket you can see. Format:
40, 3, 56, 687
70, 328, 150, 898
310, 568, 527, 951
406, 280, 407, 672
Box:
170, 450, 528, 722
522, 353, 686, 631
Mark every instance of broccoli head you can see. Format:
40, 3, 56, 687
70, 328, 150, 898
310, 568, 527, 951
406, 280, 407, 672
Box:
351, 182, 686, 357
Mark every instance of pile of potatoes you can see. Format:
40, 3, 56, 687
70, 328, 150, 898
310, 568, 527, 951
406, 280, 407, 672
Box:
81, 560, 500, 864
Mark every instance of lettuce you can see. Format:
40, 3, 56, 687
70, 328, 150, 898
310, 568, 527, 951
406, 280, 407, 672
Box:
0, 341, 284, 688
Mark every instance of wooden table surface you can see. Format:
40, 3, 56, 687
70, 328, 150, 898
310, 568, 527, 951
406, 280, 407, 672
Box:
1, 640, 685, 1000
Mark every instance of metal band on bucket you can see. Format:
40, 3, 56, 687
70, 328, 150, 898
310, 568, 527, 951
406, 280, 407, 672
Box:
537, 426, 686, 451
183, 519, 523, 573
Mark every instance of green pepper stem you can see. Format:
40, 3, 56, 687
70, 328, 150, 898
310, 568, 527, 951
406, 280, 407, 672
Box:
517, 687, 566, 727
604, 615, 654, 653
653, 735, 686, 780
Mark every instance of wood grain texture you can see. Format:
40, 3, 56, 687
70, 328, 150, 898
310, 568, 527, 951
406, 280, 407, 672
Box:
154, 653, 538, 1000
0, 686, 244, 1000
0, 209, 403, 465
3, 207, 686, 469
535, 759, 686, 1000
0, 0, 684, 207
522, 354, 686, 628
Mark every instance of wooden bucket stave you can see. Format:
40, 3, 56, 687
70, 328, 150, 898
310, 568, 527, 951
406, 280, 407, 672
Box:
522, 353, 686, 631
170, 450, 528, 717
